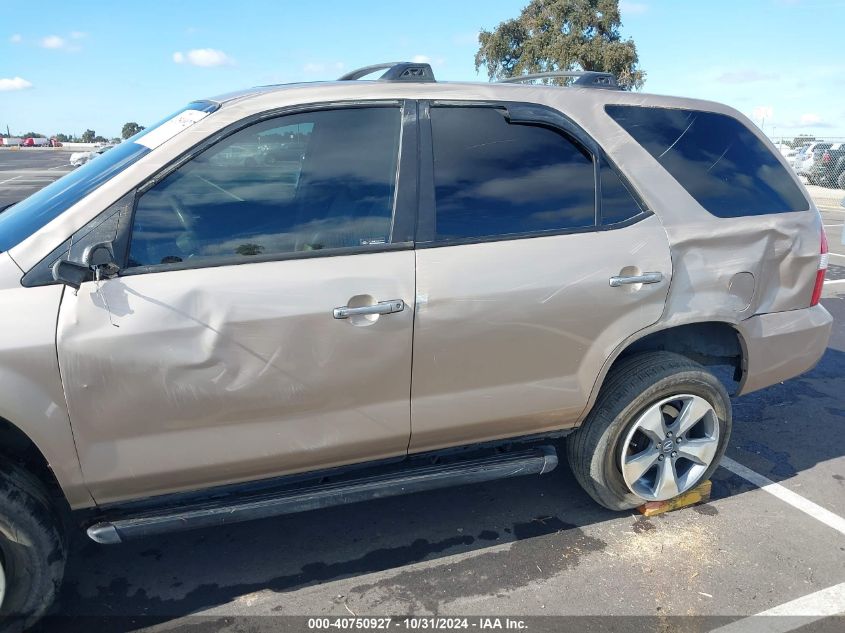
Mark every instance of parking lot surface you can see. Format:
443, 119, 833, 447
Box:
1, 150, 844, 631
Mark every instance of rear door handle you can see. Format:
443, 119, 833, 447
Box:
609, 272, 664, 287
333, 300, 405, 319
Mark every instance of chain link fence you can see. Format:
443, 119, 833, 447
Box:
771, 136, 845, 208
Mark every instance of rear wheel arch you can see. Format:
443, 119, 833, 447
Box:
578, 321, 746, 427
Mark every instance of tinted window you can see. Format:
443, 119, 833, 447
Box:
606, 105, 809, 217
128, 107, 401, 268
430, 107, 595, 242
0, 101, 217, 253
600, 158, 644, 225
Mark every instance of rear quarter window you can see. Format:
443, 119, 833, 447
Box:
605, 105, 809, 218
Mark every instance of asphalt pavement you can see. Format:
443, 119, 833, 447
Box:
1, 148, 844, 632
0, 148, 74, 209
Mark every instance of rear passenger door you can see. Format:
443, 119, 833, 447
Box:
409, 102, 672, 452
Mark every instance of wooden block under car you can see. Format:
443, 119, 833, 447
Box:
637, 480, 712, 516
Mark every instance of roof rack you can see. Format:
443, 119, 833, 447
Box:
338, 62, 436, 82
499, 71, 619, 90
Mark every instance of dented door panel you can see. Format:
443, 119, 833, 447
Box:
57, 252, 415, 504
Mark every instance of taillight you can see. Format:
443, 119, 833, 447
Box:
822, 151, 832, 164
811, 231, 829, 306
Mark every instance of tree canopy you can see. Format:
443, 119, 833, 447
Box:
121, 122, 145, 140
475, 0, 645, 90
81, 129, 96, 143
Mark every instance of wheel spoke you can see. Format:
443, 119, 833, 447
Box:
676, 396, 712, 436
677, 437, 718, 466
637, 405, 666, 444
623, 449, 659, 483
654, 457, 680, 499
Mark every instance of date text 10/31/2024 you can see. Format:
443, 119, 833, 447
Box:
307, 617, 529, 630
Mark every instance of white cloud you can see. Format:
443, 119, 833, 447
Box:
173, 48, 233, 67
39, 34, 82, 51
799, 113, 822, 125
302, 61, 345, 76
9, 34, 22, 44
70, 31, 87, 39
41, 35, 65, 49
752, 105, 774, 121
0, 77, 33, 91
410, 55, 445, 68
620, 1, 649, 14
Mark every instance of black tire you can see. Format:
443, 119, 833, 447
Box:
567, 351, 732, 511
0, 464, 66, 632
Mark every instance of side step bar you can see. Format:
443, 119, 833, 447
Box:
87, 446, 558, 544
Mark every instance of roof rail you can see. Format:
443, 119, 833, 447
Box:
338, 62, 436, 82
499, 71, 619, 90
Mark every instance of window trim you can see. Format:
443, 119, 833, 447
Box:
120, 99, 417, 276
416, 99, 651, 249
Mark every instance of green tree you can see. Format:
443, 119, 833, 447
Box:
21, 132, 45, 138
121, 122, 145, 140
54, 133, 70, 143
81, 129, 96, 143
475, 0, 645, 90
235, 243, 264, 256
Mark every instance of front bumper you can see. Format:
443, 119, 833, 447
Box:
736, 303, 833, 395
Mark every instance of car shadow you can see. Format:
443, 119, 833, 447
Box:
33, 297, 845, 632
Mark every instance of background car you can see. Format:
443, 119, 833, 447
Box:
795, 141, 833, 177
69, 145, 112, 167
808, 143, 845, 188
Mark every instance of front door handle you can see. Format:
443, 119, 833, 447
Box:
333, 300, 405, 319
609, 272, 664, 287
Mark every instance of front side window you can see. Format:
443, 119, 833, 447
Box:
0, 101, 218, 253
429, 107, 596, 242
127, 107, 401, 268
605, 105, 809, 218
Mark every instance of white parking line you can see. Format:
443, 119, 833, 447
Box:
709, 582, 845, 633
720, 456, 845, 536
825, 279, 845, 286
0, 175, 21, 186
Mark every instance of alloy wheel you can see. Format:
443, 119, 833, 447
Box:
620, 394, 719, 501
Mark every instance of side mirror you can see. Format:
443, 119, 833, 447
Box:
83, 241, 120, 278
51, 241, 120, 290
51, 259, 91, 290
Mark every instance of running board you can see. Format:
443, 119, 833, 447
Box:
87, 446, 558, 544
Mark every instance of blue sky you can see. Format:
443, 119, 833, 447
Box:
2, 0, 844, 139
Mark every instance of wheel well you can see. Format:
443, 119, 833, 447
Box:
616, 322, 745, 395
0, 417, 67, 505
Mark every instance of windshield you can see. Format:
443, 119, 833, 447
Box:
0, 100, 219, 253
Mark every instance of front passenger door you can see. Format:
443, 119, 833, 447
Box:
57, 103, 418, 504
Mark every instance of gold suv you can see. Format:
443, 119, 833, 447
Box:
0, 62, 832, 627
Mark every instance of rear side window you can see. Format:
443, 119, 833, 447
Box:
430, 107, 596, 242
600, 157, 644, 225
605, 105, 809, 217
